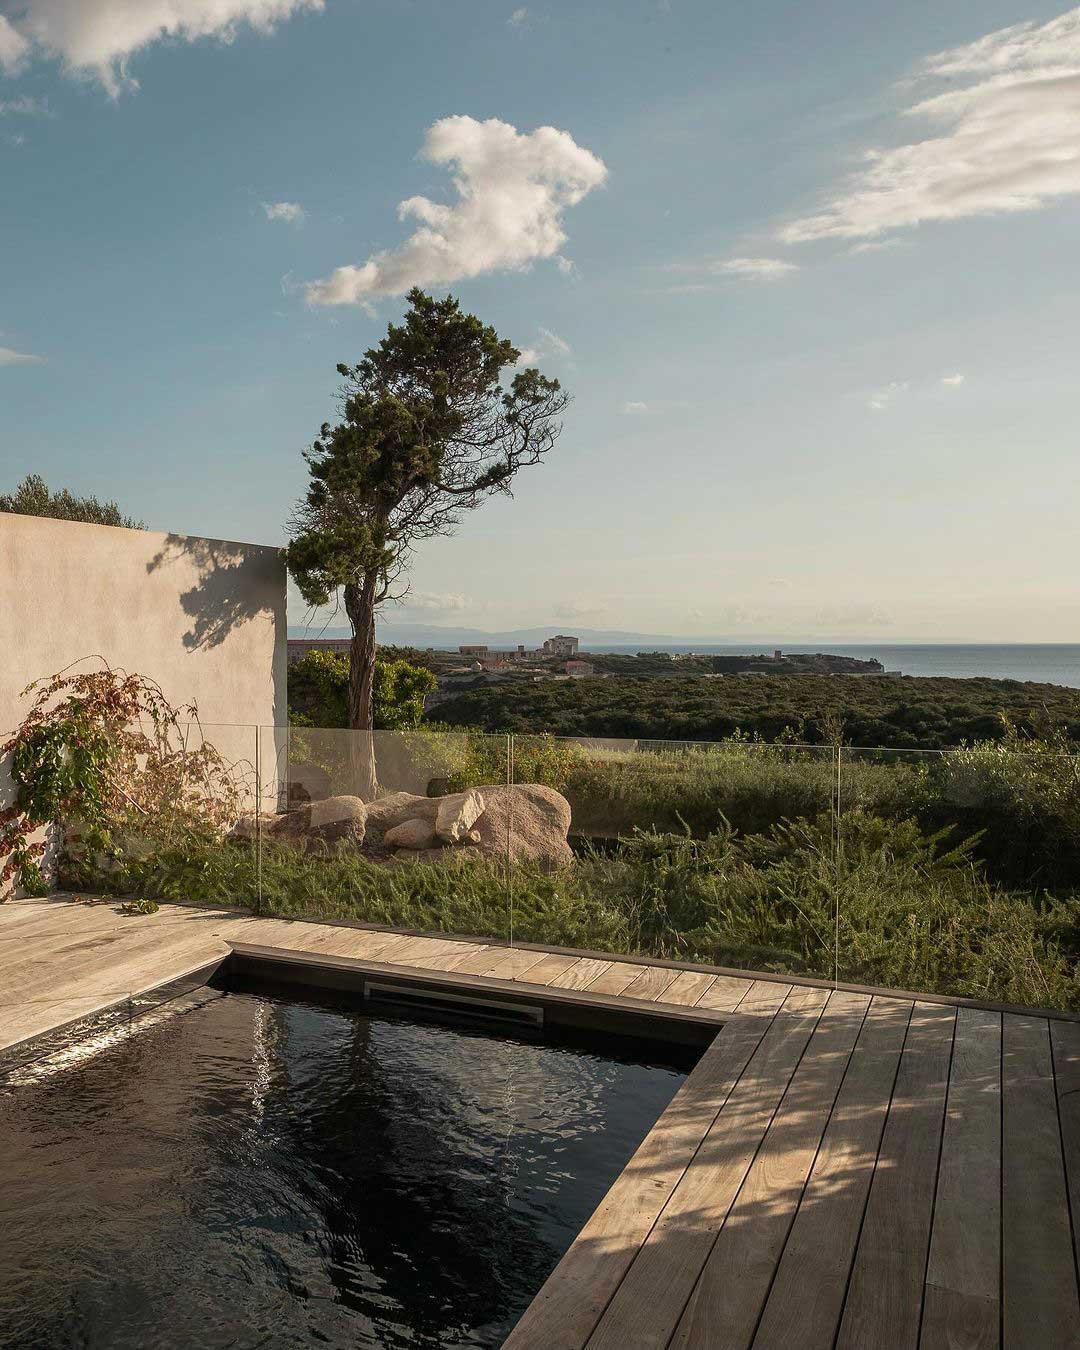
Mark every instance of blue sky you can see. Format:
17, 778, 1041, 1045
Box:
1, 0, 1077, 641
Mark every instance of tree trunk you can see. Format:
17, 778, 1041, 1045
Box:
344, 572, 379, 799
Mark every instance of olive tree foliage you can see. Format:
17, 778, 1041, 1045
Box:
0, 474, 145, 528
287, 289, 569, 756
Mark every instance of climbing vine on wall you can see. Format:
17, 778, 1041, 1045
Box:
0, 662, 247, 897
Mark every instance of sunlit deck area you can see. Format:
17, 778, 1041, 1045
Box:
3, 895, 1079, 1349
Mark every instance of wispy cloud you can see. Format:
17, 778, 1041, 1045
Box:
399, 591, 471, 613
0, 345, 44, 366
867, 381, 908, 411
262, 200, 305, 225
0, 95, 50, 116
515, 326, 572, 366
305, 116, 606, 305
0, 0, 323, 95
717, 256, 799, 281
781, 6, 1080, 243
508, 7, 528, 26
941, 372, 966, 386
622, 400, 651, 415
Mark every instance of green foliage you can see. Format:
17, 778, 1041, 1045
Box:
77, 811, 1080, 1013
0, 474, 145, 528
374, 659, 439, 730
1, 664, 247, 896
286, 289, 569, 730
288, 650, 349, 728
119, 897, 160, 915
288, 649, 437, 730
431, 672, 1080, 749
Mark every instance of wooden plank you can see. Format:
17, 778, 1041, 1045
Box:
1051, 1018, 1080, 1292
442, 945, 507, 975
660, 970, 717, 1007
587, 987, 829, 1350
487, 947, 553, 980
1002, 1015, 1080, 1349
695, 973, 754, 1012
551, 958, 613, 991
620, 965, 680, 1002
586, 963, 650, 996
751, 996, 913, 1350
671, 989, 870, 1350
835, 1002, 956, 1350
0, 912, 224, 999
404, 943, 487, 971
503, 1011, 780, 1350
919, 1007, 1001, 1350
735, 980, 794, 1016
512, 953, 581, 986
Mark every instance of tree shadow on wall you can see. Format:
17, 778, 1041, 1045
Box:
146, 535, 284, 652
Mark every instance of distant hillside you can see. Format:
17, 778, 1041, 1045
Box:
428, 674, 1080, 750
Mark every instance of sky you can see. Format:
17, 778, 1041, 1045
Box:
1, 0, 1078, 643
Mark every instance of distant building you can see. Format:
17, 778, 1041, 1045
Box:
542, 634, 580, 657
287, 638, 352, 667
565, 659, 595, 677
458, 644, 489, 656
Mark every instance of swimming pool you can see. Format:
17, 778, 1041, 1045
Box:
0, 985, 689, 1348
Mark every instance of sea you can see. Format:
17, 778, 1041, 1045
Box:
585, 644, 1080, 690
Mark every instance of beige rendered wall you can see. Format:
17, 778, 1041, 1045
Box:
0, 513, 286, 739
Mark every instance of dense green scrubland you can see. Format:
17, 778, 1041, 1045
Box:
68, 728, 1080, 1012
430, 673, 1080, 749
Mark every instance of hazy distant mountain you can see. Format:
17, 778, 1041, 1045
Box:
289, 621, 769, 650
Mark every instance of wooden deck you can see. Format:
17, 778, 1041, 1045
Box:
3, 895, 1080, 1349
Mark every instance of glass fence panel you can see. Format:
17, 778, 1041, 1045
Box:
61, 721, 261, 911
256, 727, 513, 938
837, 744, 1080, 1013
507, 735, 841, 983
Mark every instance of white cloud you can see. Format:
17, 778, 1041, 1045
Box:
0, 18, 30, 73
508, 7, 528, 26
867, 381, 908, 411
0, 95, 49, 115
515, 327, 571, 366
622, 400, 650, 414
0, 346, 44, 366
263, 200, 305, 225
305, 115, 607, 305
781, 6, 1080, 243
941, 373, 966, 386
0, 0, 323, 95
538, 326, 570, 356
717, 256, 799, 281
401, 591, 470, 613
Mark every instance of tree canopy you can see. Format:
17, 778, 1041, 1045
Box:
0, 474, 145, 529
287, 288, 568, 737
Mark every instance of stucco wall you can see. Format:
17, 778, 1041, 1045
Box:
0, 514, 286, 737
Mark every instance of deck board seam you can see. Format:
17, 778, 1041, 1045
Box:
998, 1013, 1005, 1350
912, 1007, 960, 1350
653, 987, 847, 1349
828, 999, 916, 1350
737, 992, 875, 1350
1049, 1019, 1080, 1328
585, 985, 829, 1348
573, 1002, 787, 1347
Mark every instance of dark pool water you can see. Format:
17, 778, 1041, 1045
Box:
0, 990, 687, 1349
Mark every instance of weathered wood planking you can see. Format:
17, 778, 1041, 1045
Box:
670, 989, 871, 1350
1002, 1015, 1080, 1349
920, 1007, 1001, 1350
7, 897, 1080, 1350
835, 1002, 956, 1350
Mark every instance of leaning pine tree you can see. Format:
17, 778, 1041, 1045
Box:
287, 288, 569, 796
